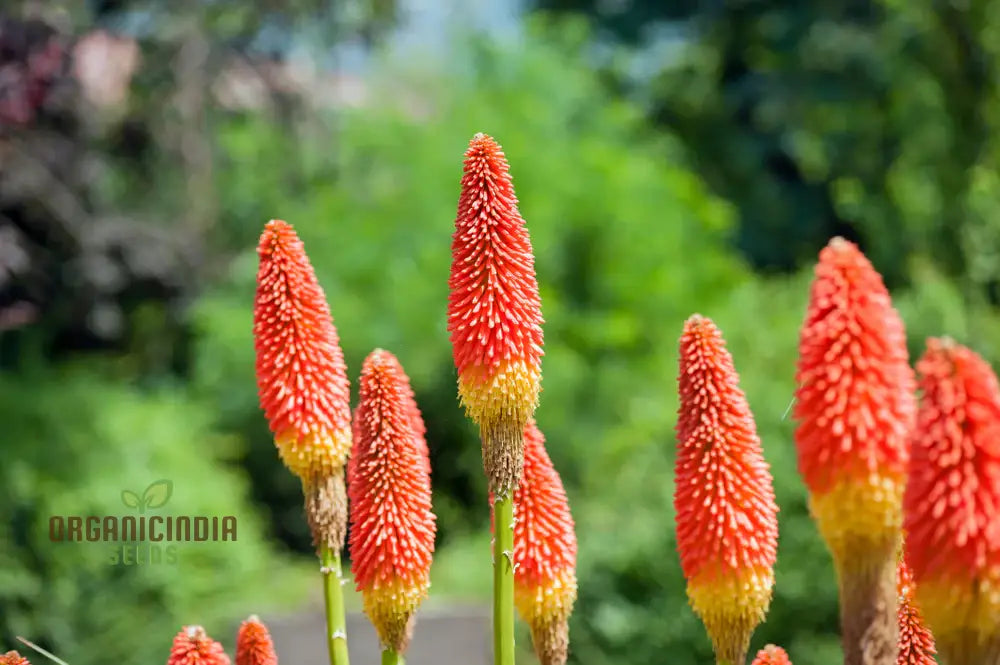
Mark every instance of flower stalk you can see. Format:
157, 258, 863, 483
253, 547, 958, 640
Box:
794, 238, 915, 665
448, 133, 544, 665
675, 315, 779, 665
254, 219, 354, 665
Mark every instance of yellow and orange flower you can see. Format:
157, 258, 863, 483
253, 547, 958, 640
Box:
349, 349, 436, 653
675, 315, 779, 665
236, 615, 278, 665
904, 338, 1000, 664
254, 219, 352, 483
794, 237, 915, 571
447, 133, 544, 494
896, 554, 935, 665
0, 652, 30, 665
508, 419, 577, 665
751, 645, 792, 665
167, 626, 231, 665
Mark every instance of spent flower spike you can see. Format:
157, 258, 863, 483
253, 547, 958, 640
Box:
166, 626, 231, 665
794, 237, 915, 569
675, 315, 779, 665
508, 419, 577, 665
254, 219, 352, 483
904, 338, 1000, 665
349, 349, 436, 653
236, 616, 278, 665
447, 132, 544, 494
751, 645, 793, 665
896, 555, 936, 665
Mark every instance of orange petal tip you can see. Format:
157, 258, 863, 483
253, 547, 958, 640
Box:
794, 239, 913, 563
254, 219, 352, 481
447, 134, 543, 426
167, 626, 231, 665
751, 645, 792, 665
236, 616, 278, 665
349, 349, 436, 651
904, 339, 1000, 656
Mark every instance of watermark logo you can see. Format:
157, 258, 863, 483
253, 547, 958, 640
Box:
48, 479, 237, 566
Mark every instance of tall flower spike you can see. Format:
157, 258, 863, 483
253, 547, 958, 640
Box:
349, 349, 436, 654
254, 219, 352, 552
896, 553, 936, 665
509, 420, 577, 665
236, 615, 279, 665
904, 339, 1000, 665
751, 645, 793, 665
794, 237, 914, 665
167, 626, 231, 665
447, 132, 544, 495
0, 652, 30, 665
675, 315, 779, 665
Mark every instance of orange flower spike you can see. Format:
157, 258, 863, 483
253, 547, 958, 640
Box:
236, 616, 278, 665
254, 219, 352, 483
511, 420, 577, 665
904, 339, 1000, 665
0, 652, 30, 665
349, 349, 437, 653
896, 555, 936, 665
751, 645, 793, 665
447, 133, 544, 494
794, 237, 915, 568
167, 626, 231, 665
675, 315, 779, 665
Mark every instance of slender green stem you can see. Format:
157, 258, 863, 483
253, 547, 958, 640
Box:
493, 492, 516, 665
321, 544, 350, 665
381, 649, 405, 665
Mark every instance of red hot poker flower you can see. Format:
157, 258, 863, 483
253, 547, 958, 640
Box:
794, 237, 915, 569
751, 645, 793, 665
349, 349, 436, 653
236, 615, 278, 665
904, 338, 1000, 664
254, 219, 352, 483
896, 555, 936, 665
447, 132, 544, 494
675, 315, 779, 665
510, 419, 577, 665
166, 626, 231, 665
0, 652, 30, 665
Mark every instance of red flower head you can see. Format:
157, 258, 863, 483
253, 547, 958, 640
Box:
675, 315, 779, 665
0, 652, 30, 665
447, 132, 544, 494
167, 626, 231, 665
236, 616, 278, 665
508, 419, 577, 665
896, 554, 936, 665
254, 219, 352, 483
794, 237, 915, 570
349, 349, 436, 653
751, 645, 793, 665
904, 338, 1000, 663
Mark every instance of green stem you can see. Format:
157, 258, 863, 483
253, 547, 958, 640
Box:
321, 544, 350, 665
493, 492, 516, 665
381, 649, 405, 665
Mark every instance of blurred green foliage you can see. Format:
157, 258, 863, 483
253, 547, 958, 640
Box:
0, 365, 311, 664
5, 5, 1000, 665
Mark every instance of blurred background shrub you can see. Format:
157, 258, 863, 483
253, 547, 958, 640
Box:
3, 1, 1000, 664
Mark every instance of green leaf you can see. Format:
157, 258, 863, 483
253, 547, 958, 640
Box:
142, 479, 173, 509
120, 490, 141, 510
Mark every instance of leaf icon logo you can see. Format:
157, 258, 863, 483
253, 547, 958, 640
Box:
120, 480, 173, 513
121, 489, 141, 510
